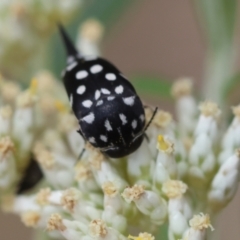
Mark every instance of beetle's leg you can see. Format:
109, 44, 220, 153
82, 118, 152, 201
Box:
78, 148, 86, 161
144, 105, 150, 109
144, 107, 158, 132
130, 107, 158, 145
76, 128, 86, 162
77, 128, 84, 137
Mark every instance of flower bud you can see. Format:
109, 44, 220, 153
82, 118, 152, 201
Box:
208, 151, 240, 212
122, 185, 167, 225
182, 213, 213, 240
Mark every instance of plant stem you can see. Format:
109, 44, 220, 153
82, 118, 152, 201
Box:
202, 45, 235, 105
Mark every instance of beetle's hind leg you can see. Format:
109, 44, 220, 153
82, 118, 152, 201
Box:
76, 128, 86, 162
78, 148, 86, 161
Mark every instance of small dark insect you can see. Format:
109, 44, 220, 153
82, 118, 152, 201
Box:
59, 25, 157, 158
17, 157, 43, 194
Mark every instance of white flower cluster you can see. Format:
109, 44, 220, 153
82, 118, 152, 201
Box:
1, 75, 239, 240
0, 0, 82, 77
0, 71, 72, 196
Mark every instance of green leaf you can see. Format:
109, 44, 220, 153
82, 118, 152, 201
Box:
131, 75, 172, 99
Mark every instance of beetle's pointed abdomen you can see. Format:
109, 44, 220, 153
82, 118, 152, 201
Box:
58, 24, 78, 57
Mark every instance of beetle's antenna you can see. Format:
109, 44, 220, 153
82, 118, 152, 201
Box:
58, 24, 78, 57
143, 107, 158, 132
130, 107, 158, 144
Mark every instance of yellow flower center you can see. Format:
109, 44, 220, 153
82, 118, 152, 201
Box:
158, 135, 168, 151
30, 78, 38, 95
128, 232, 155, 240
55, 100, 68, 113
157, 135, 174, 153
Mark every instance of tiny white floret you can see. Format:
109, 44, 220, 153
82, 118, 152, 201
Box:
84, 56, 97, 61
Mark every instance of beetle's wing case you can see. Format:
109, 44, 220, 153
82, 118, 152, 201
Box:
63, 57, 137, 120
63, 57, 145, 146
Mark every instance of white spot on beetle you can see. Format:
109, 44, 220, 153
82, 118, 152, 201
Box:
61, 70, 66, 78
76, 70, 88, 79
105, 73, 116, 81
82, 100, 93, 108
96, 100, 103, 106
132, 119, 137, 129
69, 94, 73, 107
90, 64, 103, 74
95, 90, 101, 100
104, 119, 113, 131
77, 85, 86, 95
107, 96, 115, 101
89, 137, 96, 143
101, 88, 110, 94
123, 96, 135, 106
67, 61, 77, 71
100, 135, 108, 142
67, 56, 75, 64
119, 113, 127, 125
140, 114, 145, 122
115, 85, 124, 94
82, 112, 95, 124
